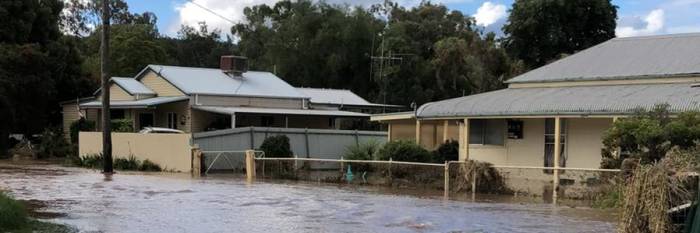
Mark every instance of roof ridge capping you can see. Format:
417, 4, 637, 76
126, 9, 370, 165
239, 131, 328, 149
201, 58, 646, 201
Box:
505, 32, 700, 84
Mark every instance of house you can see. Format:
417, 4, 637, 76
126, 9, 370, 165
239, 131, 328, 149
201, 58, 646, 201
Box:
372, 33, 700, 170
62, 56, 400, 137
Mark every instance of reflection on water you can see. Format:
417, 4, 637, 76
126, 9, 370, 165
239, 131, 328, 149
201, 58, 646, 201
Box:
0, 165, 616, 233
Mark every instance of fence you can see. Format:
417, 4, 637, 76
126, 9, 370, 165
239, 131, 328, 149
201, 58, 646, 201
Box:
193, 127, 387, 169
243, 155, 622, 203
79, 132, 194, 172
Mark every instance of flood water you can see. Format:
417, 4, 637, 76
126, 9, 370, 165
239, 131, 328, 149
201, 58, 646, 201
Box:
0, 164, 616, 233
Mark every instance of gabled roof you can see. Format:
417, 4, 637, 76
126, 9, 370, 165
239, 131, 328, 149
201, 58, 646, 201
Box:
417, 83, 700, 118
507, 33, 700, 83
112, 77, 155, 95
296, 87, 403, 108
136, 65, 306, 99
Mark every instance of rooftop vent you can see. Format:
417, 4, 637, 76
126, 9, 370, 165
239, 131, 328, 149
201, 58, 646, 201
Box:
220, 55, 248, 77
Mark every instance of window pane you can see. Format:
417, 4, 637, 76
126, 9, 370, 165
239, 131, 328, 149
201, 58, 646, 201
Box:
485, 120, 505, 145
469, 120, 484, 144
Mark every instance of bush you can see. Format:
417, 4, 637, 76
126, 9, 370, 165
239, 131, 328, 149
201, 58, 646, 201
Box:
0, 192, 28, 230
79, 154, 103, 169
139, 159, 162, 172
111, 119, 134, 132
259, 135, 293, 157
36, 127, 72, 158
601, 105, 700, 168
377, 140, 431, 162
344, 140, 381, 161
432, 140, 459, 163
114, 156, 140, 170
69, 118, 95, 144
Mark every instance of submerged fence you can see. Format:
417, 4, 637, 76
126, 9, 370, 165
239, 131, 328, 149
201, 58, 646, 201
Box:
193, 127, 387, 167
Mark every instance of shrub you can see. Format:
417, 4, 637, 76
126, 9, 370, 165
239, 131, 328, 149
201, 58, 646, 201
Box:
432, 140, 459, 163
139, 159, 162, 172
36, 127, 71, 158
377, 140, 431, 162
601, 104, 700, 168
69, 118, 95, 144
79, 154, 103, 169
259, 135, 293, 157
344, 140, 381, 161
454, 160, 510, 194
114, 156, 140, 170
0, 192, 28, 230
111, 119, 134, 132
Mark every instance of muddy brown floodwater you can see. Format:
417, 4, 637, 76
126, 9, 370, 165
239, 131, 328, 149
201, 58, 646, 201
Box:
0, 164, 616, 233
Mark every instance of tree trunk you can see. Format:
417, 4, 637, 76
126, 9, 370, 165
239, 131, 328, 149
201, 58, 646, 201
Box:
101, 0, 113, 173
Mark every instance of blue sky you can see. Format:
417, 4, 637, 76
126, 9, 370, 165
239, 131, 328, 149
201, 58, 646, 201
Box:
125, 0, 700, 38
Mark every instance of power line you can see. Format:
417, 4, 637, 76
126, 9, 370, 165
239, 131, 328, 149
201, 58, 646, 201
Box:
186, 0, 237, 25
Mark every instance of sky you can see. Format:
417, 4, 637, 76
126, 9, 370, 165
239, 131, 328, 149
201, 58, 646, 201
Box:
125, 0, 700, 38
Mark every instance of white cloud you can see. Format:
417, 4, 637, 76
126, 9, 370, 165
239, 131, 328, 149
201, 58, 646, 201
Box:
615, 9, 665, 37
168, 0, 474, 37
472, 2, 506, 27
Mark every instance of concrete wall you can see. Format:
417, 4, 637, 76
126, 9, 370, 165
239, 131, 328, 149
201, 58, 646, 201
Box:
79, 132, 193, 172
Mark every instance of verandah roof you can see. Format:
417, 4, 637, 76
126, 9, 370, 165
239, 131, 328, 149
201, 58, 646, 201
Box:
79, 96, 189, 109
416, 83, 700, 118
193, 105, 369, 117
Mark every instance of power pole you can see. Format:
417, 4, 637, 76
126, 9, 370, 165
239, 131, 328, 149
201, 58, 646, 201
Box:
101, 0, 113, 174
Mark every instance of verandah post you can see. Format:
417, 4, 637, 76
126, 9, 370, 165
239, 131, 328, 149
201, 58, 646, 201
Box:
553, 117, 562, 204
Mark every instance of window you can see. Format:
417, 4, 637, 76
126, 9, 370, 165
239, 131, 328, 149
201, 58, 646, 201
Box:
468, 119, 505, 145
167, 112, 177, 129
110, 109, 125, 119
544, 118, 567, 170
261, 116, 275, 127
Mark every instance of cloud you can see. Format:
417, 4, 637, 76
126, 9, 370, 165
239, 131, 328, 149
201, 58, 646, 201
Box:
168, 0, 474, 37
472, 2, 507, 27
615, 9, 665, 37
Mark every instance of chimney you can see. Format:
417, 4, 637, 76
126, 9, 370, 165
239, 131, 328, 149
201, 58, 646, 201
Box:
220, 55, 248, 77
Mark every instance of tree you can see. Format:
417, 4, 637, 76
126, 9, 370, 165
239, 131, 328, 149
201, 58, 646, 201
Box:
0, 0, 93, 155
170, 22, 235, 68
502, 0, 617, 68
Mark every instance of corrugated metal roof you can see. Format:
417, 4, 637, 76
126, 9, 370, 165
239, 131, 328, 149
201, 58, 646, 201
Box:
80, 96, 189, 109
417, 83, 700, 118
112, 77, 155, 95
193, 106, 369, 117
141, 65, 306, 99
296, 88, 372, 105
507, 33, 700, 83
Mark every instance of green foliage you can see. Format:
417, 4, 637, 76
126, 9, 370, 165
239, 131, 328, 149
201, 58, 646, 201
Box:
259, 135, 293, 157
78, 154, 103, 169
601, 105, 700, 168
69, 118, 96, 144
111, 119, 134, 132
0, 192, 28, 230
503, 0, 618, 68
114, 156, 140, 170
432, 140, 459, 163
344, 140, 382, 161
139, 159, 162, 172
377, 140, 431, 162
36, 127, 72, 158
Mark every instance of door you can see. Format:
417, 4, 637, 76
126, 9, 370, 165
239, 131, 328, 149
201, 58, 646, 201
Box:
138, 113, 154, 130
544, 118, 566, 173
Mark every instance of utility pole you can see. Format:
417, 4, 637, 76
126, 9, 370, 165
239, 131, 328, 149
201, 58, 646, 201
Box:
101, 0, 113, 174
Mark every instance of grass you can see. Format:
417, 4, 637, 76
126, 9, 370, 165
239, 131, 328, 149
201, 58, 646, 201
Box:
0, 192, 75, 233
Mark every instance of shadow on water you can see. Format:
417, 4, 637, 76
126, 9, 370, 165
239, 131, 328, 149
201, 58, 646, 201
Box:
0, 163, 617, 233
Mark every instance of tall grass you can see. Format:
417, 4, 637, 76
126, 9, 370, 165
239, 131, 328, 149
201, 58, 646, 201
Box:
0, 192, 28, 230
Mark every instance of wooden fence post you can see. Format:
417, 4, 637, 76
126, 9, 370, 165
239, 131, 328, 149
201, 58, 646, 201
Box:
444, 161, 449, 198
245, 150, 256, 182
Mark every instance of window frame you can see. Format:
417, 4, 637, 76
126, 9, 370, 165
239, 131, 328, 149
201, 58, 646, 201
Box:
468, 119, 506, 146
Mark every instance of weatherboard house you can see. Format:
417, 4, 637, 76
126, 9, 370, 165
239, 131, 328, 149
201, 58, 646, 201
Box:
373, 33, 700, 170
61, 56, 398, 136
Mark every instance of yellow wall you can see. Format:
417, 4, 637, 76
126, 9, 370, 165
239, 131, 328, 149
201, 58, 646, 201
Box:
140, 71, 184, 96
79, 132, 193, 172
110, 84, 134, 101
385, 117, 612, 169
62, 103, 84, 140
